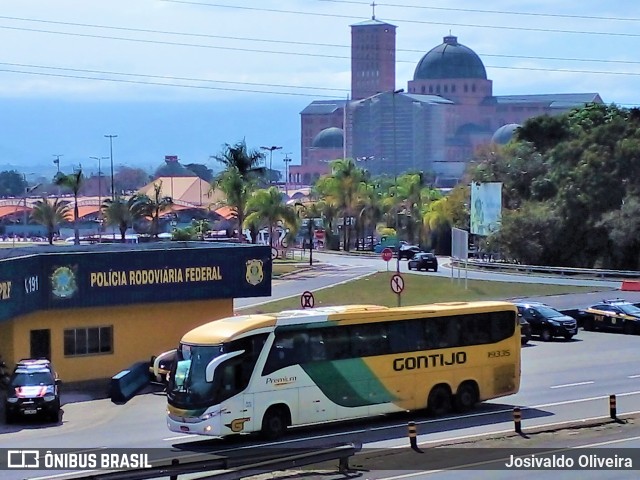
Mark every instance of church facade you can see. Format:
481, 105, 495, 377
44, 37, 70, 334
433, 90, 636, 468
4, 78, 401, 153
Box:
290, 16, 602, 187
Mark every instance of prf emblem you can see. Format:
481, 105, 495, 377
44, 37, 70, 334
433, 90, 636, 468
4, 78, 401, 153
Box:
226, 417, 250, 432
245, 259, 264, 286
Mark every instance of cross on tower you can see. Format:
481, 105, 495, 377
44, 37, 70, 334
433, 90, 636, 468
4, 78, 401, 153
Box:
371, 1, 376, 19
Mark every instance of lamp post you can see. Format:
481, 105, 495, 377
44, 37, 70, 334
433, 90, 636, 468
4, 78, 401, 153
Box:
282, 153, 292, 196
23, 182, 42, 228
104, 134, 118, 199
392, 88, 404, 275
90, 156, 109, 241
260, 145, 282, 185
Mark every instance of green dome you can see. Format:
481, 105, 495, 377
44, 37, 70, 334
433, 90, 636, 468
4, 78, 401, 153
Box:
413, 35, 487, 80
492, 124, 521, 145
312, 127, 344, 148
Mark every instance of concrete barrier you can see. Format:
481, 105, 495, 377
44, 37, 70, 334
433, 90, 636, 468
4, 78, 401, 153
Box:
621, 280, 640, 291
110, 361, 150, 403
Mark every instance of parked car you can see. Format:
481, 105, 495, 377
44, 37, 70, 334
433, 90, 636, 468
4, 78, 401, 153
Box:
514, 302, 578, 341
580, 299, 640, 334
519, 315, 532, 345
4, 359, 61, 423
408, 252, 438, 271
398, 245, 422, 260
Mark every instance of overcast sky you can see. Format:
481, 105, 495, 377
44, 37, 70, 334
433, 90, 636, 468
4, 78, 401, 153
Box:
1, 1, 639, 178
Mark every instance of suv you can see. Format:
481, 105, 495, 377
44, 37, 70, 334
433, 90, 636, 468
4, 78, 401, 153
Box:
580, 299, 640, 334
4, 359, 61, 423
514, 302, 578, 341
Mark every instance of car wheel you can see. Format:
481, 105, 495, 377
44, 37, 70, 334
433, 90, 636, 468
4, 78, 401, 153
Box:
5, 411, 14, 424
623, 321, 635, 335
563, 334, 573, 341
583, 318, 594, 331
540, 328, 552, 342
433, 267, 438, 272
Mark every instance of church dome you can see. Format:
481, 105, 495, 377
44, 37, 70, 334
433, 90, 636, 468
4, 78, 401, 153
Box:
312, 127, 344, 148
413, 35, 487, 80
492, 124, 521, 144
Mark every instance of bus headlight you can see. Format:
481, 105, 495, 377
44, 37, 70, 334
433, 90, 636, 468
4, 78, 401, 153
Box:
44, 395, 56, 402
200, 408, 221, 421
7, 397, 18, 403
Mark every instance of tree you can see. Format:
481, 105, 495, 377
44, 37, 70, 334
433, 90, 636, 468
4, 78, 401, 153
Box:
30, 196, 70, 244
212, 140, 265, 240
114, 167, 151, 193
54, 169, 84, 245
185, 163, 214, 182
245, 187, 298, 248
0, 171, 27, 197
101, 196, 138, 240
131, 182, 174, 238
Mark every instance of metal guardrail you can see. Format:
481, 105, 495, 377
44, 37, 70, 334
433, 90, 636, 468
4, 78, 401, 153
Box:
51, 443, 361, 480
454, 259, 640, 280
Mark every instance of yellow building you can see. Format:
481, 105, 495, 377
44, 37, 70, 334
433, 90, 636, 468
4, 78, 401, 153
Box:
0, 242, 271, 382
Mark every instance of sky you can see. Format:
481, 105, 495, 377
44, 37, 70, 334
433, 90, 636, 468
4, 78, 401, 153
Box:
1, 0, 639, 182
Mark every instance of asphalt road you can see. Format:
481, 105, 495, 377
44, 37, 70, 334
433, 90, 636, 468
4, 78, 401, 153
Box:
2, 252, 640, 480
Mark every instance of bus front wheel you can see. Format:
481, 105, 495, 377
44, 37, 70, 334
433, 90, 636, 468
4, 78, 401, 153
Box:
261, 406, 289, 440
454, 382, 478, 412
427, 385, 452, 416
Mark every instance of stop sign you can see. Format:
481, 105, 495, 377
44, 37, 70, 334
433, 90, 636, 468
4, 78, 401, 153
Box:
381, 247, 393, 262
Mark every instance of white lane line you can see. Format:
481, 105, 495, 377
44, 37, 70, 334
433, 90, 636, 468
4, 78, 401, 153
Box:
550, 381, 594, 389
628, 374, 640, 378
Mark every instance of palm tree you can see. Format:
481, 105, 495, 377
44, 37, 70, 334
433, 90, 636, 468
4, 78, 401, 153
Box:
101, 195, 138, 240
212, 140, 265, 240
131, 182, 174, 238
30, 196, 71, 244
54, 169, 84, 245
245, 187, 298, 247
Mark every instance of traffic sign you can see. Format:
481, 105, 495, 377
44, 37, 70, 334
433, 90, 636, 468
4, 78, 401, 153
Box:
381, 247, 393, 262
390, 273, 404, 294
271, 247, 278, 260
301, 290, 315, 309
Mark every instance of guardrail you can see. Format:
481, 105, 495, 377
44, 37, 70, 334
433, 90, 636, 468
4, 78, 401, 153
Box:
46, 443, 361, 480
453, 259, 640, 280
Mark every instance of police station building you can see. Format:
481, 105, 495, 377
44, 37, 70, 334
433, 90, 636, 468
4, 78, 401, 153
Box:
0, 242, 271, 382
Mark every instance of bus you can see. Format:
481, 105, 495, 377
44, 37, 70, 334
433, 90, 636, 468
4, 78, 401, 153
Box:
166, 301, 521, 439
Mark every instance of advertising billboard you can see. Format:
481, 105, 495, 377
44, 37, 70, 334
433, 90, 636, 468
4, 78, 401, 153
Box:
470, 182, 502, 236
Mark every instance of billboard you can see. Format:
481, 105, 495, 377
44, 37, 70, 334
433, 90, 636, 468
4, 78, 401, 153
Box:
470, 182, 502, 236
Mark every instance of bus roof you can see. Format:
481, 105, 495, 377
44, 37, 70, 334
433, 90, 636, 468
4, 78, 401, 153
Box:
180, 301, 516, 344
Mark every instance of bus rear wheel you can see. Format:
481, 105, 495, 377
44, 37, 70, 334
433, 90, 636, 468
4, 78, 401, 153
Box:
261, 406, 289, 440
427, 385, 452, 416
454, 382, 478, 412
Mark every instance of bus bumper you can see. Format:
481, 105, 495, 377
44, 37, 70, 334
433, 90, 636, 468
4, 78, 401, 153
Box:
167, 415, 222, 436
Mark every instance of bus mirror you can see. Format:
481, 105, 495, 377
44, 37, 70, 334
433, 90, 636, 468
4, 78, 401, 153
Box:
151, 349, 177, 381
205, 350, 245, 383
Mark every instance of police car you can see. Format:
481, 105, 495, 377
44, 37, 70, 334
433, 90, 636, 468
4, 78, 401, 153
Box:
4, 359, 61, 423
580, 299, 640, 334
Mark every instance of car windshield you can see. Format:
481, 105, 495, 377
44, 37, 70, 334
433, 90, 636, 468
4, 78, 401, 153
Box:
534, 306, 565, 317
11, 371, 54, 387
618, 304, 640, 315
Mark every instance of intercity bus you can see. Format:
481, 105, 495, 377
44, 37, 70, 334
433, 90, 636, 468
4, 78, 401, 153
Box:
166, 301, 521, 439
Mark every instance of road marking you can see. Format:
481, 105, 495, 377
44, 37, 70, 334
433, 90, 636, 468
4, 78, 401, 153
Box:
628, 374, 640, 378
550, 381, 594, 389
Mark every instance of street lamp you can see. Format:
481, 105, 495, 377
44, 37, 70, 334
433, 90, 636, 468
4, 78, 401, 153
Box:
52, 154, 63, 175
90, 156, 109, 241
392, 88, 404, 275
104, 134, 118, 199
23, 182, 42, 228
282, 153, 292, 196
260, 145, 282, 185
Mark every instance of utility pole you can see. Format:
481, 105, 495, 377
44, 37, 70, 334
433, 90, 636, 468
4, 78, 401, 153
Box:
90, 156, 109, 241
104, 135, 118, 199
52, 154, 63, 174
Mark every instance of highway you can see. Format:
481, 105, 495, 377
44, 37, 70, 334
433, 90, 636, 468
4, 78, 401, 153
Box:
2, 252, 640, 479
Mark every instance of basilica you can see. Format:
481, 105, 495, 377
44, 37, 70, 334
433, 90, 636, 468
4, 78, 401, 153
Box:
290, 14, 602, 187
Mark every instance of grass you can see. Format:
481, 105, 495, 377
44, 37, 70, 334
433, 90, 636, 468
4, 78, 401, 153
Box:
240, 271, 615, 314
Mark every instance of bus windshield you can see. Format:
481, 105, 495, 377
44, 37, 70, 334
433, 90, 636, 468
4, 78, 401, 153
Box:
167, 344, 223, 408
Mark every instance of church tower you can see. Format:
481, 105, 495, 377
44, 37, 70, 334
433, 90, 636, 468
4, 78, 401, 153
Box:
350, 3, 396, 100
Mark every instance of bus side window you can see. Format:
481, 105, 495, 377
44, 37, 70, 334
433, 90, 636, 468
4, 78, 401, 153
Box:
351, 324, 389, 357
490, 311, 515, 342
323, 327, 351, 360
389, 320, 426, 353
309, 332, 326, 361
